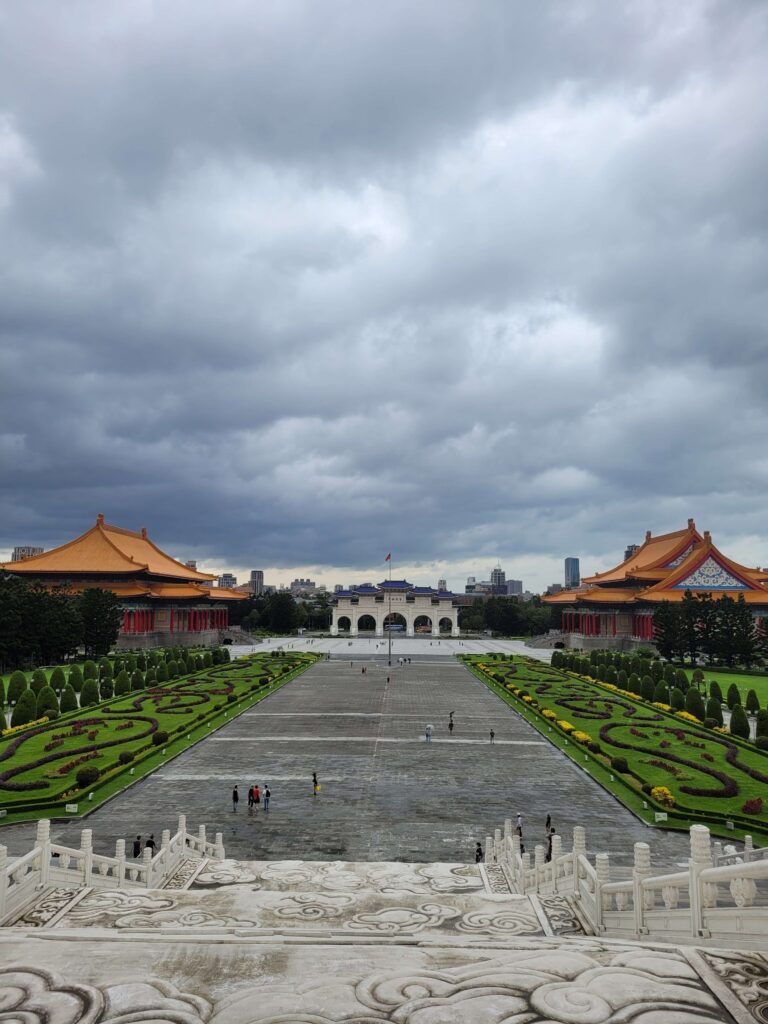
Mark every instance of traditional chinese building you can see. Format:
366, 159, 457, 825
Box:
331, 580, 459, 637
543, 519, 768, 650
0, 514, 248, 650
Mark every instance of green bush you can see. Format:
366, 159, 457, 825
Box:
60, 684, 78, 714
203, 651, 213, 668
756, 709, 768, 738
144, 667, 156, 686
675, 669, 689, 693
692, 668, 704, 687
653, 680, 669, 703
610, 756, 629, 773
710, 680, 723, 703
155, 662, 168, 683
685, 687, 706, 720
627, 673, 641, 695
131, 671, 144, 691
49, 667, 66, 693
36, 685, 59, 718
8, 671, 27, 706
99, 677, 114, 700
80, 678, 100, 707
68, 666, 83, 693
605, 666, 617, 685
746, 689, 760, 714
706, 696, 724, 726
663, 664, 676, 685
0, 679, 4, 709
136, 654, 147, 671
31, 669, 47, 695
114, 670, 131, 696
755, 736, 768, 751
177, 658, 189, 676
83, 660, 97, 680
152, 730, 169, 746
10, 689, 38, 728
75, 766, 100, 789
727, 683, 741, 709
670, 687, 685, 710
118, 750, 135, 764
124, 654, 137, 672
650, 661, 663, 681
98, 658, 113, 680
730, 704, 751, 740
641, 676, 655, 701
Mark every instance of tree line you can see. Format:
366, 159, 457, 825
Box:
235, 592, 331, 633
457, 596, 552, 636
653, 591, 766, 667
0, 575, 123, 671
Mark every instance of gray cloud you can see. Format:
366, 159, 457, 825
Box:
2, 0, 768, 589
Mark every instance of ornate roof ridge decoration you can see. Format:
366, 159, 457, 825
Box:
333, 580, 456, 599
582, 519, 702, 585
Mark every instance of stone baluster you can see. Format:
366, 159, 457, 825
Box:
80, 830, 93, 886
214, 832, 225, 860
713, 840, 724, 863
521, 852, 531, 893
744, 835, 754, 862
161, 829, 171, 851
534, 845, 545, 892
550, 834, 563, 890
689, 824, 713, 938
595, 852, 610, 932
198, 824, 207, 853
510, 834, 521, 887
177, 814, 187, 849
115, 839, 126, 886
494, 828, 502, 864
143, 846, 153, 888
36, 820, 51, 886
632, 842, 652, 935
572, 826, 586, 892
485, 835, 494, 865
0, 846, 7, 922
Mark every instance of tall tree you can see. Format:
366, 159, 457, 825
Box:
80, 589, 122, 657
653, 602, 685, 662
732, 595, 758, 668
680, 590, 700, 664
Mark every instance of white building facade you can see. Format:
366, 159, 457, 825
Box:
330, 580, 460, 637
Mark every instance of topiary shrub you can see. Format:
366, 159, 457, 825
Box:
50, 667, 66, 693
692, 668, 704, 687
118, 750, 135, 764
124, 654, 137, 672
114, 670, 131, 697
152, 730, 169, 746
177, 659, 189, 676
650, 660, 663, 681
99, 677, 114, 700
746, 689, 760, 714
686, 687, 705, 720
31, 669, 47, 695
705, 696, 724, 726
60, 684, 78, 713
610, 756, 629, 773
726, 683, 741, 709
605, 666, 617, 685
0, 679, 5, 710
10, 689, 38, 728
155, 662, 168, 683
36, 685, 59, 718
203, 651, 213, 668
226, 693, 237, 703
755, 736, 768, 751
68, 666, 83, 693
144, 667, 156, 686
653, 680, 669, 703
756, 709, 768, 738
675, 669, 689, 693
709, 680, 723, 703
8, 671, 27, 706
670, 687, 685, 710
80, 678, 100, 707
730, 704, 751, 740
83, 660, 97, 680
131, 671, 144, 691
136, 654, 147, 671
75, 766, 100, 789
703, 717, 718, 729
663, 664, 676, 685
641, 676, 655, 701
98, 658, 113, 680
627, 673, 641, 695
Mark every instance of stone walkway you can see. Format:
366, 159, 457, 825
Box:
0, 655, 692, 869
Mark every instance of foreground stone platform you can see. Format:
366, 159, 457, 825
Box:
2, 856, 765, 1022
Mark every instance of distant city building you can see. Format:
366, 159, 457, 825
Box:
217, 573, 237, 589
465, 576, 476, 594
290, 577, 316, 595
490, 566, 506, 594
250, 570, 264, 595
12, 546, 44, 562
564, 557, 580, 589
506, 579, 523, 596
546, 583, 564, 595
185, 559, 197, 570
624, 543, 640, 561
437, 578, 447, 592
334, 584, 344, 593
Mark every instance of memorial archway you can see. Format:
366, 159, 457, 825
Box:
413, 615, 432, 634
357, 614, 377, 633
439, 616, 453, 634
337, 616, 351, 632
383, 612, 407, 631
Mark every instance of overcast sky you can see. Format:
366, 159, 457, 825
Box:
2, 1, 767, 592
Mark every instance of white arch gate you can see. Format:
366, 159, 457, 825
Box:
331, 596, 459, 638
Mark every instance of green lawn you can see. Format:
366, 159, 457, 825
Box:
465, 655, 768, 843
0, 652, 318, 821
683, 668, 768, 706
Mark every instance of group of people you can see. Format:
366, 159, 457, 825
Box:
231, 783, 271, 811
131, 834, 156, 858
475, 813, 556, 863
423, 712, 496, 743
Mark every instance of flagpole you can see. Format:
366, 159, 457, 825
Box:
388, 554, 392, 667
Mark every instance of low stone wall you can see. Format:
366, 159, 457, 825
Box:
116, 629, 221, 651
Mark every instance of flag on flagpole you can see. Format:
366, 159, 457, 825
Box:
385, 553, 391, 562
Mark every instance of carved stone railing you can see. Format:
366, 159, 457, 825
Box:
0, 815, 224, 924
485, 819, 768, 948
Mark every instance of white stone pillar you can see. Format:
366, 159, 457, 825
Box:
0, 846, 7, 921
406, 609, 415, 638
572, 825, 586, 889
177, 814, 187, 849
115, 839, 126, 886
451, 616, 460, 637
431, 615, 439, 637
689, 824, 713, 938
534, 845, 545, 892
632, 842, 652, 935
214, 832, 225, 860
550, 834, 563, 889
80, 829, 93, 886
744, 835, 754, 861
521, 851, 531, 892
198, 824, 207, 853
36, 820, 51, 886
595, 852, 610, 931
485, 835, 494, 865
143, 846, 153, 888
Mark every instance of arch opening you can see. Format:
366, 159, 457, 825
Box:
439, 616, 453, 634
383, 612, 407, 632
357, 614, 377, 633
337, 616, 351, 632
413, 615, 432, 634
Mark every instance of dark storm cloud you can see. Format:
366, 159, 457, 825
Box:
2, 0, 768, 587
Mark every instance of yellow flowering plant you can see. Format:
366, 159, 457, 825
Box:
650, 786, 675, 807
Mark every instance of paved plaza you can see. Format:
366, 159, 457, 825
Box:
0, 646, 693, 869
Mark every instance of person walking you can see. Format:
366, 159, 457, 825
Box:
516, 812, 523, 830
425, 724, 433, 743
475, 842, 484, 863
247, 786, 254, 809
545, 813, 551, 832
313, 772, 320, 796
489, 729, 495, 744
253, 784, 260, 809
546, 827, 555, 863
264, 785, 270, 811
232, 785, 239, 812
448, 720, 454, 735
132, 835, 142, 858
145, 834, 156, 854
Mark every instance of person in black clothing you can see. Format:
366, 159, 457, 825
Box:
448, 720, 454, 734
312, 772, 319, 795
545, 813, 551, 831
145, 834, 156, 853
489, 729, 495, 744
475, 842, 484, 863
232, 785, 239, 811
132, 835, 142, 858
545, 827, 555, 862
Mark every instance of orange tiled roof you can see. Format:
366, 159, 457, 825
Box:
32, 579, 248, 602
543, 587, 638, 606
581, 520, 702, 585
637, 534, 768, 602
0, 515, 216, 582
